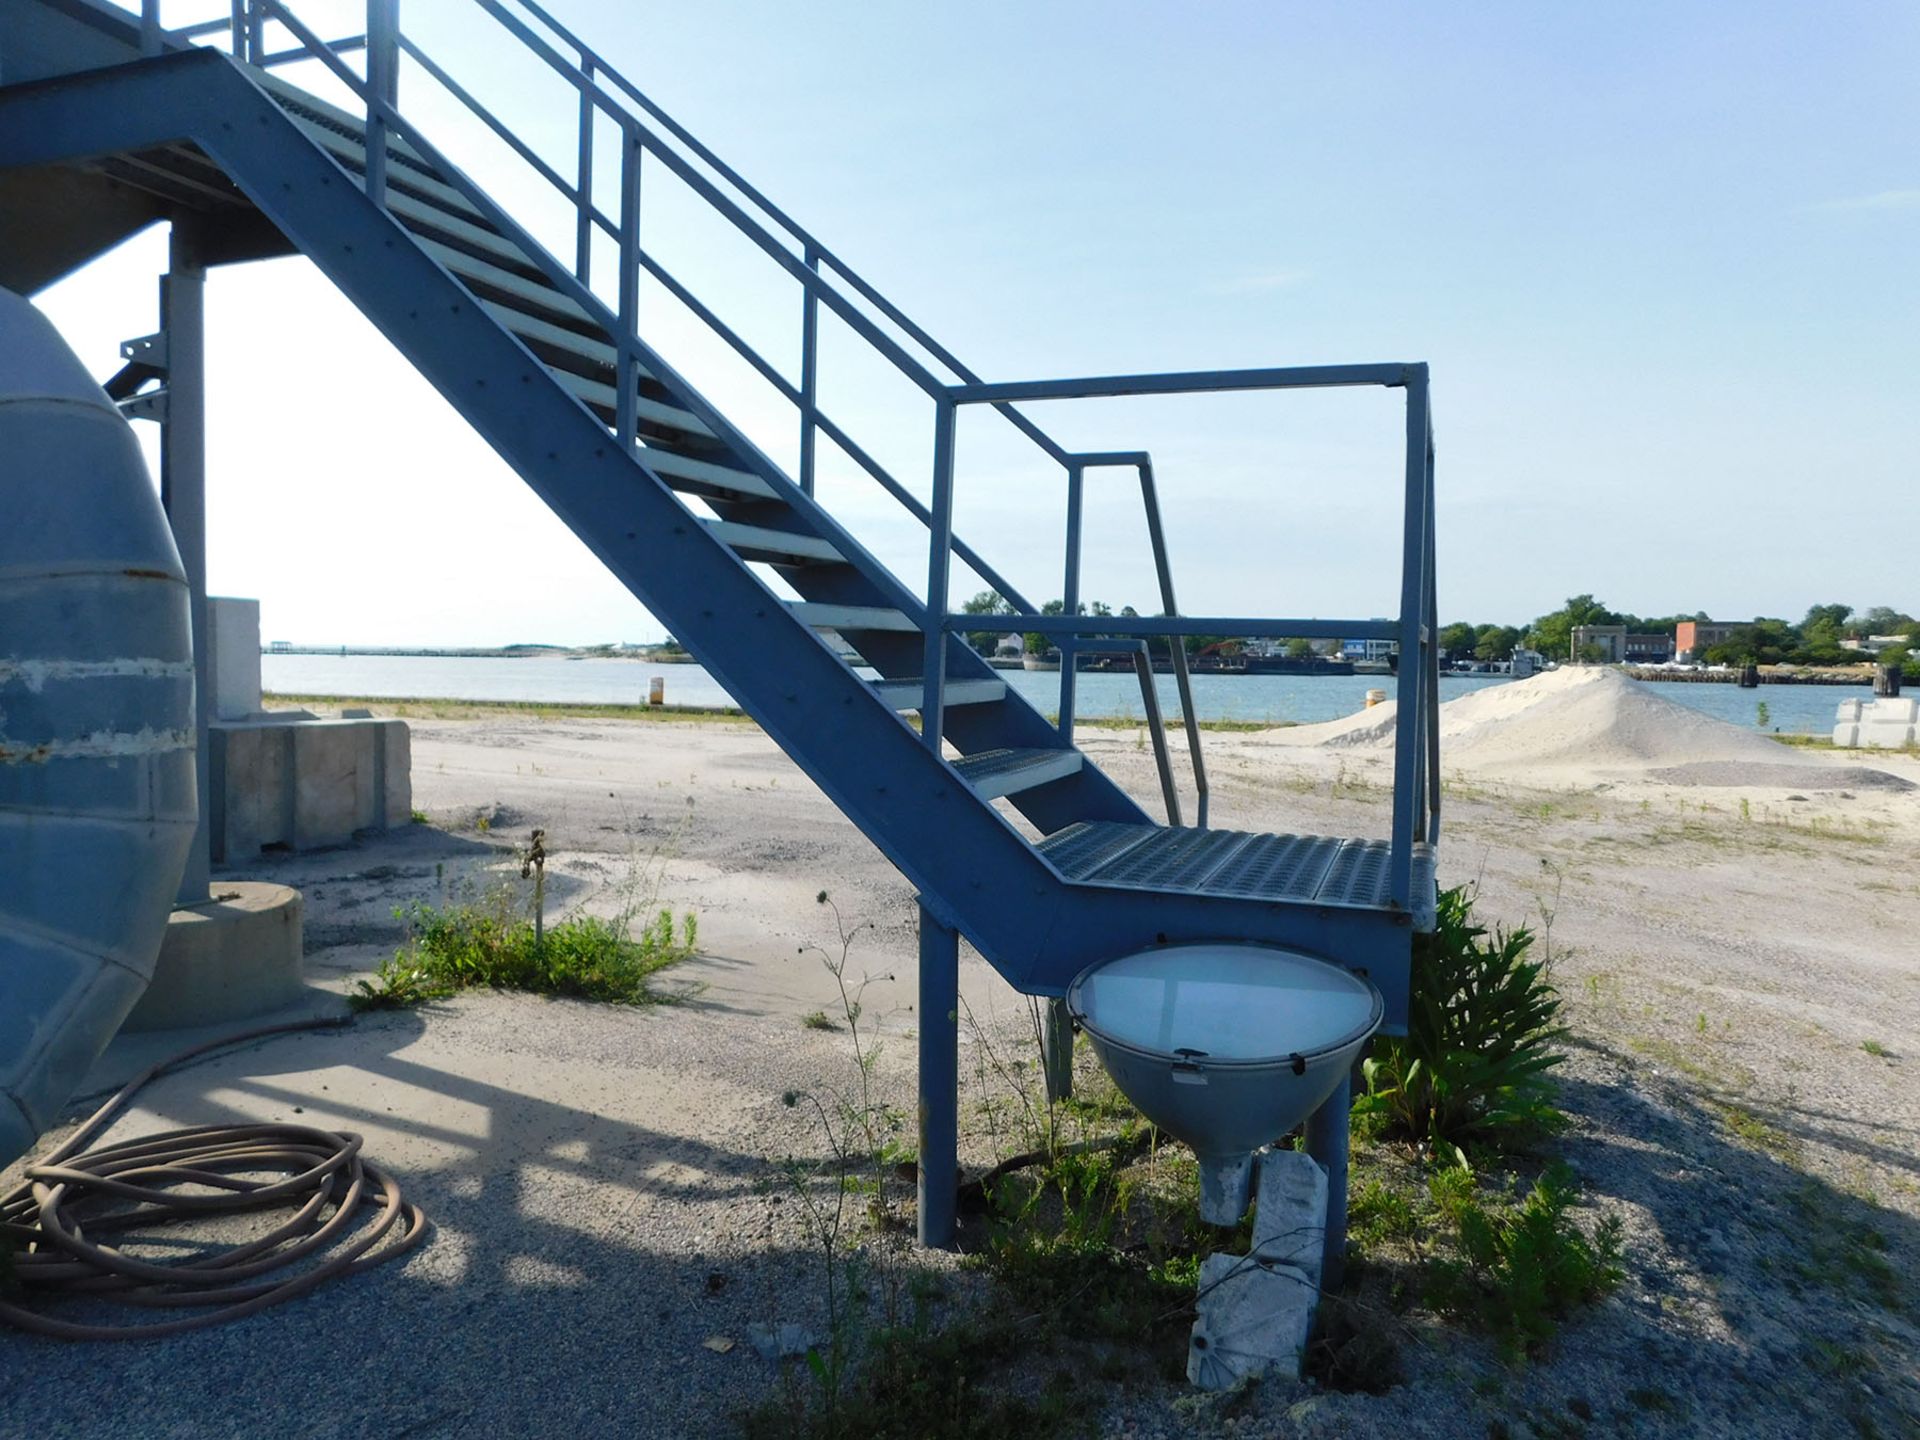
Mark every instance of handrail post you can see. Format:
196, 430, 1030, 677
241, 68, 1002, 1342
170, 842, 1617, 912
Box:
229, 0, 246, 59
364, 0, 398, 207
140, 0, 161, 56
575, 55, 595, 285
614, 127, 642, 450
1139, 460, 1207, 827
246, 0, 264, 64
798, 246, 820, 496
1423, 433, 1441, 843
921, 399, 957, 751
1058, 462, 1084, 742
1388, 368, 1431, 909
1133, 644, 1182, 825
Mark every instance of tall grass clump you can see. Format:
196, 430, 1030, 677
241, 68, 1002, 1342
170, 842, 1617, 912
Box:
353, 850, 697, 1010
1355, 886, 1566, 1149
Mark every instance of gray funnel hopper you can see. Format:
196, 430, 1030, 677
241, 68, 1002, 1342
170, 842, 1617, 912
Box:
1067, 944, 1382, 1224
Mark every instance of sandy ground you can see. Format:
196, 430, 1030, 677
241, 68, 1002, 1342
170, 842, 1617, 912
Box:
4, 677, 1918, 1438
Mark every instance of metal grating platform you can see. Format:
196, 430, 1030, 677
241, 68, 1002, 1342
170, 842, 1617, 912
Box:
1037, 821, 1436, 924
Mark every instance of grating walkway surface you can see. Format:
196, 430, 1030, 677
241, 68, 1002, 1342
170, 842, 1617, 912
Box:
1037, 821, 1437, 927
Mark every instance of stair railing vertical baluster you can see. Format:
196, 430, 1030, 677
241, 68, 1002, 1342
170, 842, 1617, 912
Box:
1131, 642, 1182, 825
1387, 366, 1430, 911
922, 399, 957, 751
614, 124, 641, 450
1139, 459, 1207, 827
246, 0, 264, 65
798, 246, 819, 496
363, 0, 397, 207
229, 1, 246, 59
140, 0, 160, 56
1059, 461, 1084, 742
1423, 432, 1440, 843
574, 55, 594, 286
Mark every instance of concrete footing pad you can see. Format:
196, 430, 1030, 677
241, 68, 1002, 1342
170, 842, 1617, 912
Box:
123, 882, 305, 1032
1188, 1149, 1331, 1390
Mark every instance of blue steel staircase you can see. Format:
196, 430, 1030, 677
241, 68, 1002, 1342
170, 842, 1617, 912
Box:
0, 0, 1439, 1244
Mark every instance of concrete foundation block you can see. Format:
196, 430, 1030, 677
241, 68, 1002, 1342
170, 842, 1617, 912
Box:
122, 881, 304, 1032
209, 715, 411, 860
1252, 1149, 1330, 1290
378, 720, 412, 827
292, 721, 373, 848
1187, 1252, 1317, 1390
207, 596, 262, 721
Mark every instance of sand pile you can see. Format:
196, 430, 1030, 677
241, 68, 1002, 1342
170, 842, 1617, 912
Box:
1264, 667, 1869, 786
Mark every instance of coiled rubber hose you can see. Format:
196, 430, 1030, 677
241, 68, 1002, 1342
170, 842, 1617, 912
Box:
0, 1018, 427, 1340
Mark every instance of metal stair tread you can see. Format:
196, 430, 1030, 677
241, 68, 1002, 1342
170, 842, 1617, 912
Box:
549, 367, 714, 438
416, 236, 595, 330
870, 677, 1007, 710
639, 445, 775, 500
950, 747, 1084, 800
281, 107, 489, 230
701, 519, 842, 565
786, 603, 919, 632
1037, 820, 1438, 922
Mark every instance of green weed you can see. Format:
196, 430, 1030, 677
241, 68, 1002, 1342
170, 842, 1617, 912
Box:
801, 1010, 839, 1032
1861, 1039, 1892, 1059
1425, 1164, 1624, 1358
352, 866, 696, 1011
1355, 887, 1567, 1149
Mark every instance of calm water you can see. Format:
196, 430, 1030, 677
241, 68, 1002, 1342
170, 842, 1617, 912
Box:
262, 653, 1858, 735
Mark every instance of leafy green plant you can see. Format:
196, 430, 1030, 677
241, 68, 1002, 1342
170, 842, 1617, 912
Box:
350, 953, 451, 1011
1425, 1163, 1624, 1357
1354, 887, 1567, 1148
350, 855, 697, 1012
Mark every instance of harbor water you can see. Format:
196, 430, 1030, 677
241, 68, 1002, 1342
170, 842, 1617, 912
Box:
261, 654, 1860, 736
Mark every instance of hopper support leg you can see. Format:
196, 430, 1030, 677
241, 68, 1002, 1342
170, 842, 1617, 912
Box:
916, 899, 958, 1248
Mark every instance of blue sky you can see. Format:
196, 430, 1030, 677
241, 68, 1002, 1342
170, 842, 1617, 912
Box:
37, 1, 1919, 644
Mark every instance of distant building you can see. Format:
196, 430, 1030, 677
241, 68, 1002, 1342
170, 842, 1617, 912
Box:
1341, 637, 1398, 662
1624, 632, 1673, 663
1839, 634, 1912, 655
1674, 620, 1738, 661
1570, 624, 1627, 663
994, 632, 1024, 658
268, 639, 291, 653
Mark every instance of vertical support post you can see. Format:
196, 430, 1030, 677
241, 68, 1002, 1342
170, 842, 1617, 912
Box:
1423, 434, 1441, 843
614, 129, 642, 450
140, 0, 162, 57
798, 246, 820, 496
1058, 462, 1084, 741
161, 223, 210, 906
364, 0, 398, 208
1305, 1069, 1352, 1291
1041, 997, 1074, 1105
921, 398, 957, 749
1141, 461, 1207, 827
1133, 645, 1182, 825
1387, 366, 1430, 910
575, 57, 595, 286
245, 1, 264, 65
229, 0, 247, 59
1420, 439, 1436, 844
916, 898, 958, 1248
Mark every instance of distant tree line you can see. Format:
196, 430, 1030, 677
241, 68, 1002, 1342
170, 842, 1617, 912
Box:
959, 591, 1339, 661
1441, 595, 1920, 671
